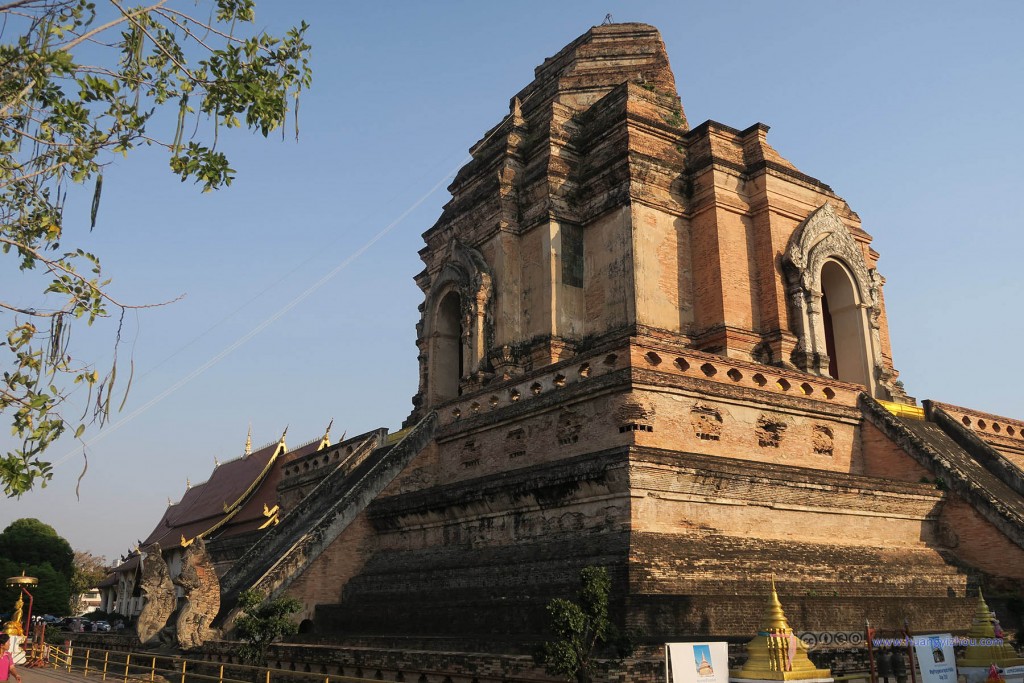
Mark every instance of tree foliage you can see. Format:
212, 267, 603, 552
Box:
234, 589, 301, 665
0, 517, 74, 575
0, 517, 76, 615
69, 550, 107, 612
535, 566, 633, 683
0, 0, 312, 496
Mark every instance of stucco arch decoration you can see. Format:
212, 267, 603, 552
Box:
783, 202, 890, 398
423, 239, 494, 401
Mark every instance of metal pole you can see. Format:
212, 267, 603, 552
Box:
125, 653, 132, 683
904, 622, 918, 683
181, 659, 187, 683
85, 648, 91, 676
219, 663, 224, 683
22, 588, 34, 637
102, 650, 110, 682
151, 657, 157, 682
866, 621, 878, 683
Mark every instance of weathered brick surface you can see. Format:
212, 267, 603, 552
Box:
211, 22, 1024, 681
216, 415, 437, 623
860, 419, 933, 482
315, 532, 630, 642
931, 401, 1024, 469
861, 396, 1024, 552
629, 532, 962, 599
284, 509, 376, 623
627, 592, 974, 639
938, 494, 1024, 580
277, 429, 389, 511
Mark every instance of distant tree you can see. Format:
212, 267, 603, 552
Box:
0, 518, 74, 577
235, 589, 301, 665
0, 518, 75, 614
0, 0, 312, 497
535, 566, 634, 683
69, 550, 107, 613
22, 562, 70, 616
0, 556, 70, 616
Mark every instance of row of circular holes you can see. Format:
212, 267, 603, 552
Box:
961, 415, 1022, 438
454, 359, 609, 417
282, 445, 355, 477
642, 351, 837, 400
452, 351, 836, 419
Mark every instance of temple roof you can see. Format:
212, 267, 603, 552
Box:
141, 432, 324, 548
97, 551, 140, 587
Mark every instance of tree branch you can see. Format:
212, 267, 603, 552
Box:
0, 0, 170, 118
0, 235, 183, 310
110, 0, 207, 87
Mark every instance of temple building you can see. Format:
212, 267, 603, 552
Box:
124, 22, 1024, 679
100, 424, 348, 612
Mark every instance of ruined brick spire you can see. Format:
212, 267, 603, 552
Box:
512, 22, 680, 115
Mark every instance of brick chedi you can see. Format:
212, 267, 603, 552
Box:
210, 23, 1024, 674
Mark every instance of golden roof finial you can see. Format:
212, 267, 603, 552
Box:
214, 455, 220, 467
186, 477, 191, 489
318, 418, 334, 450
275, 425, 288, 454
245, 423, 252, 456
761, 573, 792, 633
972, 590, 996, 638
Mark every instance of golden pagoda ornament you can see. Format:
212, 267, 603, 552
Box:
957, 591, 1024, 681
731, 579, 832, 683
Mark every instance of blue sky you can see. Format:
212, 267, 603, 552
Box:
3, 1, 1023, 561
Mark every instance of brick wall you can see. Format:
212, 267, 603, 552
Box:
627, 592, 975, 637
285, 509, 377, 623
860, 419, 933, 482
938, 494, 1024, 581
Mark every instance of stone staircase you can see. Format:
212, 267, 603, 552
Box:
860, 395, 1024, 551
215, 411, 438, 625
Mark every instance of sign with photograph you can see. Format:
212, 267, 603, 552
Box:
666, 642, 729, 683
912, 634, 957, 683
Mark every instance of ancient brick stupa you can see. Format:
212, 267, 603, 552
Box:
120, 20, 1024, 679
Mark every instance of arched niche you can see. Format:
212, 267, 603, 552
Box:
430, 289, 464, 403
784, 203, 892, 399
421, 239, 493, 408
820, 259, 871, 386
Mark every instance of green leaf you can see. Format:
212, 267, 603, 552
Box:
0, 0, 312, 498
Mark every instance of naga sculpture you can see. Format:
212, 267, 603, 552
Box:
136, 543, 177, 645
173, 537, 221, 650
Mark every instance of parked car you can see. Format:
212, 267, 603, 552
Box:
93, 620, 111, 632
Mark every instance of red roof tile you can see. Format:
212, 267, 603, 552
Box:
141, 435, 324, 549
